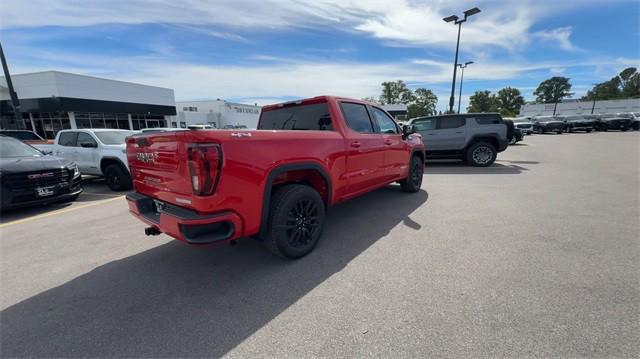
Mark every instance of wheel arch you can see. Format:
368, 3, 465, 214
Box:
259, 162, 332, 237
100, 156, 128, 175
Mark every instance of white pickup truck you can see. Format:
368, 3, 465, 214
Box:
52, 129, 136, 191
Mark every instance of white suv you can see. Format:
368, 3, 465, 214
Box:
53, 129, 136, 191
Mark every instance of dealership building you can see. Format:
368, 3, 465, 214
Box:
519, 98, 640, 117
0, 71, 176, 139
170, 99, 262, 129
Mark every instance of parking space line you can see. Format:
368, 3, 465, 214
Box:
81, 192, 125, 197
0, 196, 125, 229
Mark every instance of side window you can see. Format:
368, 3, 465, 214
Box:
474, 115, 501, 125
340, 102, 374, 133
76, 132, 97, 147
438, 117, 465, 129
413, 119, 436, 131
58, 132, 78, 147
371, 107, 399, 134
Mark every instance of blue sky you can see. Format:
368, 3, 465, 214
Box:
1, 0, 638, 111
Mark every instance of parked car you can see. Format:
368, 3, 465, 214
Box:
188, 124, 214, 130
52, 129, 135, 191
125, 96, 425, 258
532, 116, 565, 134
408, 113, 509, 167
0, 135, 82, 210
140, 127, 188, 133
557, 115, 595, 133
509, 128, 524, 145
622, 113, 639, 131
508, 117, 534, 135
595, 113, 632, 131
0, 129, 54, 153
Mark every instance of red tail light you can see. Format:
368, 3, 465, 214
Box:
187, 144, 222, 196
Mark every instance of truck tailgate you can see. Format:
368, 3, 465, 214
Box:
126, 132, 192, 199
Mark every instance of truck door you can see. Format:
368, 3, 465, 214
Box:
75, 132, 101, 175
369, 106, 407, 180
432, 116, 466, 150
54, 131, 78, 163
339, 102, 387, 195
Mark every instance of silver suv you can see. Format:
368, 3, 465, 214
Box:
408, 113, 508, 167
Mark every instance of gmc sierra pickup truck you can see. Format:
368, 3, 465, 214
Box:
126, 96, 425, 258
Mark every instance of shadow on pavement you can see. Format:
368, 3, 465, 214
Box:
1, 186, 428, 357
426, 161, 533, 175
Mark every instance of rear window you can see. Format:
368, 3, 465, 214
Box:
58, 132, 77, 146
258, 102, 333, 131
473, 115, 502, 125
439, 117, 465, 129
340, 102, 374, 133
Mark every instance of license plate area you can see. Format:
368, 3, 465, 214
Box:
36, 186, 56, 197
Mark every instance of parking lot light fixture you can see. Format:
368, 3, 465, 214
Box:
443, 7, 481, 113
457, 61, 474, 114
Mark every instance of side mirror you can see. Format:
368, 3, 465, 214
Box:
80, 142, 97, 148
402, 124, 415, 138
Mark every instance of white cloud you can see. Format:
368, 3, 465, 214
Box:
533, 26, 579, 51
0, 0, 599, 50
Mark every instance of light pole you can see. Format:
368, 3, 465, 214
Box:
457, 61, 473, 113
443, 7, 481, 114
0, 41, 22, 124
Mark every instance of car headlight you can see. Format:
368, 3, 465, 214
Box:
70, 164, 81, 178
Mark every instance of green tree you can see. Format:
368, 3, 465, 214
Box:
379, 80, 413, 105
582, 67, 640, 101
467, 90, 497, 112
495, 87, 525, 117
533, 76, 573, 103
406, 88, 438, 118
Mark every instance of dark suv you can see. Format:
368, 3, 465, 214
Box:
408, 113, 509, 166
595, 113, 632, 131
532, 116, 565, 134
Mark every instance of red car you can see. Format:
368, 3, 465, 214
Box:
126, 96, 425, 258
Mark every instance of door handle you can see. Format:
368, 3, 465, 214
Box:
384, 139, 393, 145
350, 141, 361, 148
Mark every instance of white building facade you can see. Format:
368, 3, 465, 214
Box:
519, 98, 640, 117
170, 100, 261, 129
0, 71, 176, 139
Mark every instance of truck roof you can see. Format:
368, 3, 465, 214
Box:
261, 96, 374, 112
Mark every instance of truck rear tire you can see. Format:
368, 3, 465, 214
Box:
262, 184, 326, 259
400, 155, 423, 193
104, 164, 132, 191
466, 142, 497, 167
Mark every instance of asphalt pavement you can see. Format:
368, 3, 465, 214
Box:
1, 131, 638, 358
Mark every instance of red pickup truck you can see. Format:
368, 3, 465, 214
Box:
126, 96, 425, 258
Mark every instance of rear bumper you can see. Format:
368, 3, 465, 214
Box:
126, 192, 243, 244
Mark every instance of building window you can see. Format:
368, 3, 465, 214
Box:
27, 112, 71, 140
171, 122, 178, 128
182, 106, 198, 112
180, 122, 187, 128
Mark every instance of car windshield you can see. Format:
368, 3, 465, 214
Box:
94, 131, 135, 144
512, 118, 530, 123
1, 131, 42, 141
565, 116, 585, 121
536, 117, 555, 121
617, 114, 632, 119
0, 137, 43, 158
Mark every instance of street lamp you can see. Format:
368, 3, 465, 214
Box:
457, 61, 473, 114
443, 7, 481, 113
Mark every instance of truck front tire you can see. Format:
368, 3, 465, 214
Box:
263, 184, 326, 259
400, 155, 423, 193
104, 163, 132, 191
